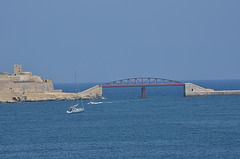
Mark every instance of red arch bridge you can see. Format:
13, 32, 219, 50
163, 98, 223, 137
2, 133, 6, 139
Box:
101, 77, 185, 98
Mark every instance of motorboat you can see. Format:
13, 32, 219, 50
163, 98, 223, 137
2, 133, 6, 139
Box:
87, 100, 103, 105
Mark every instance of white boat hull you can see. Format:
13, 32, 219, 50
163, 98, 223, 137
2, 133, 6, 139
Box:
66, 108, 84, 114
88, 102, 103, 105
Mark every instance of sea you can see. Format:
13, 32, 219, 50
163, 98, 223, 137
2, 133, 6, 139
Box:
1, 80, 240, 159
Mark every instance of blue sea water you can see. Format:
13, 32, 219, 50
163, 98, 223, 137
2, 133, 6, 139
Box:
1, 80, 240, 158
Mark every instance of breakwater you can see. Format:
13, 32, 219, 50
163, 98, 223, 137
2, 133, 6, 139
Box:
184, 83, 240, 97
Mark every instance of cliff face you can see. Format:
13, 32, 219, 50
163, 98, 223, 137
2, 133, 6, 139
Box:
0, 65, 102, 103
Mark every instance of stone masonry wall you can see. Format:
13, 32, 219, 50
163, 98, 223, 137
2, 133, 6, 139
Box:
79, 85, 102, 99
185, 83, 240, 97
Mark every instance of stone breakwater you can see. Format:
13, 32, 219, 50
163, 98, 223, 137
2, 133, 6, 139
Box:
184, 83, 240, 97
0, 65, 102, 103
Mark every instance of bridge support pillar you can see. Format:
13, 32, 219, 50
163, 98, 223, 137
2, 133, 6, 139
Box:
141, 86, 146, 98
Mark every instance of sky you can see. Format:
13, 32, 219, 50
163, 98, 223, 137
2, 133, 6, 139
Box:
0, 0, 240, 83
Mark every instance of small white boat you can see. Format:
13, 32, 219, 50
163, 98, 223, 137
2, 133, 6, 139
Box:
88, 100, 103, 105
66, 104, 84, 114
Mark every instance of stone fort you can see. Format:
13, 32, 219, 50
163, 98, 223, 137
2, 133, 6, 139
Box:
0, 65, 102, 103
0, 65, 54, 94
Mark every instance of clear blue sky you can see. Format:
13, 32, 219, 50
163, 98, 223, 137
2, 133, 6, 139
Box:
0, 0, 240, 83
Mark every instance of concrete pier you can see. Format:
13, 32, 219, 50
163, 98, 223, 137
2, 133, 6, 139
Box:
184, 83, 240, 97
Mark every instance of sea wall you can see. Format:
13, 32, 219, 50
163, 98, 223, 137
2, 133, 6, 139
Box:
184, 83, 240, 97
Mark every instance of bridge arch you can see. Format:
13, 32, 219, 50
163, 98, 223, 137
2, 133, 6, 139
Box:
101, 77, 185, 97
101, 77, 184, 87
